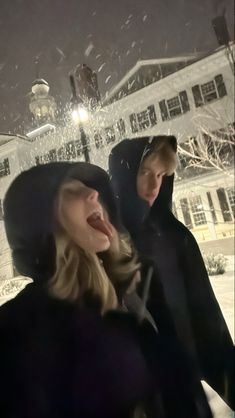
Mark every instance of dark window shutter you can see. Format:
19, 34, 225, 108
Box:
117, 118, 126, 136
48, 148, 57, 162
159, 100, 169, 121
192, 85, 203, 107
179, 90, 190, 113
129, 113, 138, 133
207, 192, 217, 224
180, 198, 193, 229
215, 74, 227, 98
216, 188, 232, 222
147, 105, 157, 126
4, 158, 10, 175
0, 199, 3, 221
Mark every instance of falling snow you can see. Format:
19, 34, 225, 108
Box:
143, 14, 148, 22
56, 47, 66, 62
105, 75, 112, 84
98, 63, 106, 72
84, 43, 94, 57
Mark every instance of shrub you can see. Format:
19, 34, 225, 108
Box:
202, 252, 227, 276
0, 278, 31, 297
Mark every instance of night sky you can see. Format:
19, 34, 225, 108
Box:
0, 0, 234, 134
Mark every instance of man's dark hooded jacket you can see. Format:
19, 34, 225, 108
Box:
0, 162, 212, 418
109, 136, 234, 410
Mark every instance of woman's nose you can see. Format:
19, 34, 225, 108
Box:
87, 187, 99, 201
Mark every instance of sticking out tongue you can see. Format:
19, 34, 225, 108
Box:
87, 215, 113, 239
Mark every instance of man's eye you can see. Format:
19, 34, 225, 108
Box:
141, 170, 149, 175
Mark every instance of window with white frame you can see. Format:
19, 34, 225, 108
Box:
105, 126, 116, 144
227, 188, 235, 218
167, 96, 182, 118
137, 109, 151, 130
192, 74, 227, 107
159, 90, 190, 121
116, 118, 126, 138
94, 132, 103, 149
201, 80, 218, 102
0, 158, 10, 178
189, 196, 207, 226
129, 105, 157, 133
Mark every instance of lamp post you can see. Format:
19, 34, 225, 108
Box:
69, 75, 90, 163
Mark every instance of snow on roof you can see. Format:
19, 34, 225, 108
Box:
102, 53, 200, 105
0, 133, 29, 147
102, 43, 235, 105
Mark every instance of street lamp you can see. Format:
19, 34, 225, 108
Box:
72, 106, 89, 124
69, 75, 90, 163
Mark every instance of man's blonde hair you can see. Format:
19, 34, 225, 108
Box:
48, 179, 140, 313
144, 141, 177, 176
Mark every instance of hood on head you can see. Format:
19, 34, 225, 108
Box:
3, 162, 119, 282
109, 136, 177, 233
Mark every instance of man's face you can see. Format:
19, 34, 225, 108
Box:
136, 155, 167, 207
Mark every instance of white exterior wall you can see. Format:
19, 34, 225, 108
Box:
0, 45, 234, 279
89, 45, 234, 170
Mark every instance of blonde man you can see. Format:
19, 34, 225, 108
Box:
109, 136, 234, 411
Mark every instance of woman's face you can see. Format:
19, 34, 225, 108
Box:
59, 180, 114, 253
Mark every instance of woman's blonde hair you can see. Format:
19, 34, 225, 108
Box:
144, 140, 177, 176
48, 179, 140, 313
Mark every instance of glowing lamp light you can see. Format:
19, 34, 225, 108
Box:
72, 106, 89, 124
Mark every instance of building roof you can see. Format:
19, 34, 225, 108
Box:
102, 44, 234, 106
0, 133, 28, 147
102, 54, 201, 105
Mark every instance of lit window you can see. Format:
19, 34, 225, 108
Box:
189, 196, 207, 226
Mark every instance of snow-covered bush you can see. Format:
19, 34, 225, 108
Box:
0, 278, 31, 297
202, 252, 227, 276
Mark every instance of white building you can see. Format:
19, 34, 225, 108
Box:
0, 44, 234, 280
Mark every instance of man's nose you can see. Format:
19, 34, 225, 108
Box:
150, 175, 159, 190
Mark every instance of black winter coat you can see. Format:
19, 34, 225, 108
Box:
0, 284, 156, 418
109, 136, 234, 410
1, 162, 210, 418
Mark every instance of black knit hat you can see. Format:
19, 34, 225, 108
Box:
3, 162, 119, 282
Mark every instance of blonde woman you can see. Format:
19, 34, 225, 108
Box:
0, 162, 158, 418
